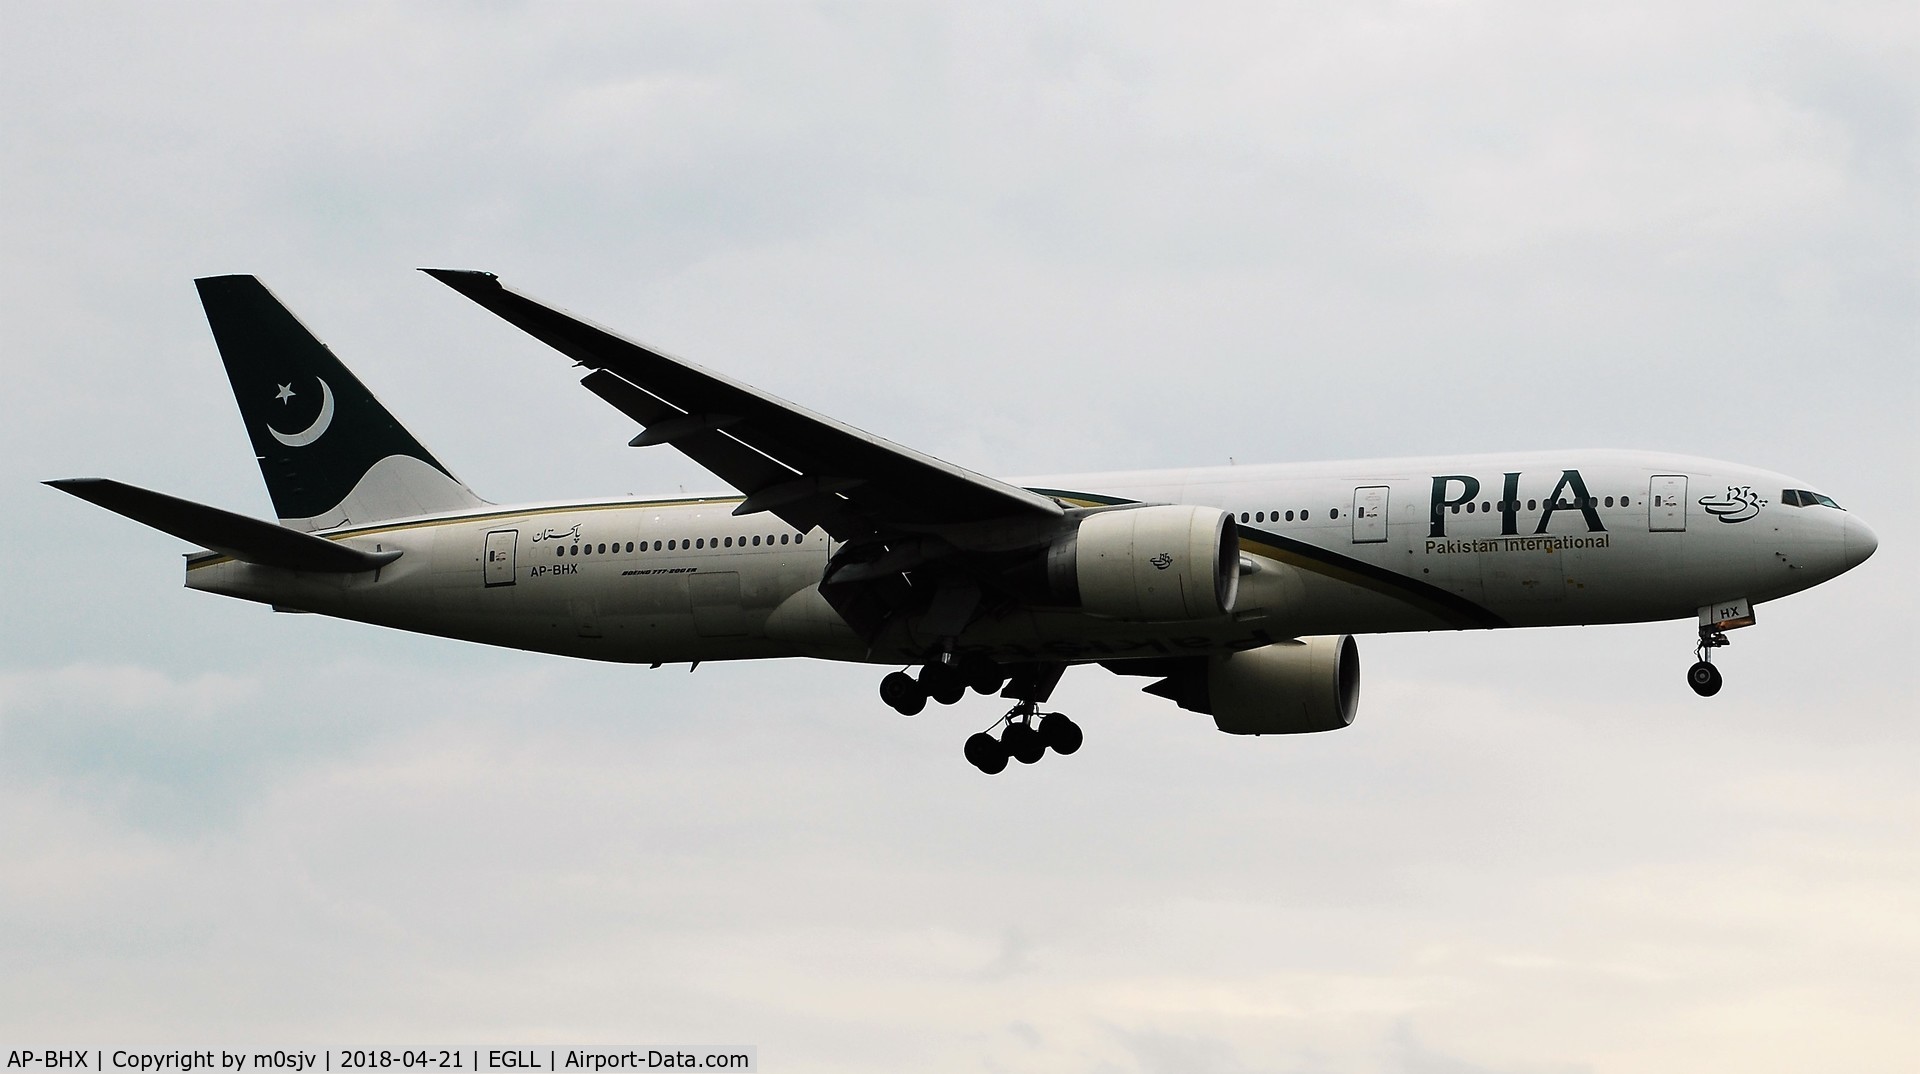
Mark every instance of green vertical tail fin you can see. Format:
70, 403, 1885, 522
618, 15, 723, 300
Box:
196, 275, 486, 530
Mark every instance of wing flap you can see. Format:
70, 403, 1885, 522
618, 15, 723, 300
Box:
46, 479, 401, 573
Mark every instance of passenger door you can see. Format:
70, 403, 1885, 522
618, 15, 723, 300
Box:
1351, 486, 1389, 544
484, 529, 517, 587
1648, 476, 1687, 532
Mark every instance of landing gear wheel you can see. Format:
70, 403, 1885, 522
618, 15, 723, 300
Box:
964, 732, 1009, 775
963, 657, 1007, 695
920, 662, 966, 706
1687, 660, 1723, 697
1039, 713, 1083, 755
1002, 721, 1047, 765
880, 671, 927, 715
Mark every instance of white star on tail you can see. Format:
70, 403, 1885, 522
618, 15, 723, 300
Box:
275, 383, 295, 403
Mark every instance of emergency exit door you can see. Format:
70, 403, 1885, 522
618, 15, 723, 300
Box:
484, 529, 518, 587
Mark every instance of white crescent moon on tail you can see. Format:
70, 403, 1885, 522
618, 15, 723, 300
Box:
267, 378, 335, 447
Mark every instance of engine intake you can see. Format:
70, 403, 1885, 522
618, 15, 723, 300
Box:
1047, 505, 1239, 621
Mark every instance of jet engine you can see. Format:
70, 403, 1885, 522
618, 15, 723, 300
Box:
1142, 635, 1360, 734
1044, 504, 1239, 621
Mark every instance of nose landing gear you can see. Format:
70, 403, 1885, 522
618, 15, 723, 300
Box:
1688, 625, 1730, 697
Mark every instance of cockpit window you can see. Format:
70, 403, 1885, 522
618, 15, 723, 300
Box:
1782, 489, 1843, 510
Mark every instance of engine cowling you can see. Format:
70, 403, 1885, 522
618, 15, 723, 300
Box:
1145, 636, 1359, 734
1048, 505, 1239, 621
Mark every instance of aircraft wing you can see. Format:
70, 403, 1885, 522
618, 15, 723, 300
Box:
423, 269, 1064, 543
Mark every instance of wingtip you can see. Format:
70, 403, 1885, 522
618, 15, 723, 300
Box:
46, 478, 119, 506
420, 268, 500, 290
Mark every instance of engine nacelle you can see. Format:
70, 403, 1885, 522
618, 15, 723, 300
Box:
1048, 505, 1239, 621
1145, 636, 1359, 734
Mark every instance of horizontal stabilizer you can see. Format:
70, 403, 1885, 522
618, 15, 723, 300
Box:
45, 479, 401, 573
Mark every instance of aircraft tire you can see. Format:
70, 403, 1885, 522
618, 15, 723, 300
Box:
1040, 714, 1083, 755
964, 658, 1007, 695
1687, 661, 1723, 697
965, 732, 1009, 774
881, 671, 927, 715
920, 662, 966, 706
1003, 722, 1047, 765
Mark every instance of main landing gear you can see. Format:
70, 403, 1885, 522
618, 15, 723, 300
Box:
878, 655, 1007, 716
963, 705, 1082, 775
1687, 624, 1730, 697
880, 657, 1079, 773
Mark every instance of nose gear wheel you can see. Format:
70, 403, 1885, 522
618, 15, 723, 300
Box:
1688, 625, 1730, 697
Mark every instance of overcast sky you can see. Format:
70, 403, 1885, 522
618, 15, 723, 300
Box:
2, 4, 1915, 1072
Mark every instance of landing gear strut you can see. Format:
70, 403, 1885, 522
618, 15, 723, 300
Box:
1688, 625, 1729, 697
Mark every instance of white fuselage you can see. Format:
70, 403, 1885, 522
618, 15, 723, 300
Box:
182, 450, 1874, 667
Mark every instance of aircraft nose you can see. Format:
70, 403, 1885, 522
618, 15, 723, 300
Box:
1843, 513, 1878, 570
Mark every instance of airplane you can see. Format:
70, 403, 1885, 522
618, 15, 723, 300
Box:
47, 271, 1879, 774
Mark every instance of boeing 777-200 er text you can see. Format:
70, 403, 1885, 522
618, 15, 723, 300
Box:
49, 272, 1878, 773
